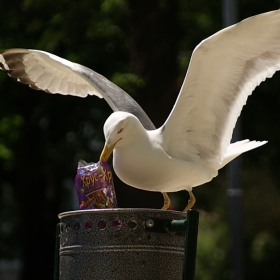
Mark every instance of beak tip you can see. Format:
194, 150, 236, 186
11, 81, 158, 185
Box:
99, 153, 107, 162
100, 142, 112, 163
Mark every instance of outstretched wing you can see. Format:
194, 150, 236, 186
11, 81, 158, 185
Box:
162, 10, 280, 164
0, 49, 155, 130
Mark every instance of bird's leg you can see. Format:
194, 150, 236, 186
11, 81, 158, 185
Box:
183, 190, 196, 212
161, 192, 171, 210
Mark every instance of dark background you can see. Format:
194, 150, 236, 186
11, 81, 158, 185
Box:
1, 1, 280, 279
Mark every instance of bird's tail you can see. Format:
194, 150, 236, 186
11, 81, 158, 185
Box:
219, 139, 267, 169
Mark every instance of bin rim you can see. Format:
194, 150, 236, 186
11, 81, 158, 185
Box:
58, 208, 186, 219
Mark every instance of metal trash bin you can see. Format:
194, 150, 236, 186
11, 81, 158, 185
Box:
58, 208, 188, 280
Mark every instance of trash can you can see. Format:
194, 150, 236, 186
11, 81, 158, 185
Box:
58, 208, 188, 280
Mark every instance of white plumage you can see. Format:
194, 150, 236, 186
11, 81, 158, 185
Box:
1, 10, 280, 211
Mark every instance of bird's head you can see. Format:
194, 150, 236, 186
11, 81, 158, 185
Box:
99, 111, 143, 162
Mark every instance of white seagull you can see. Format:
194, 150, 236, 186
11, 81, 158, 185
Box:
1, 10, 280, 212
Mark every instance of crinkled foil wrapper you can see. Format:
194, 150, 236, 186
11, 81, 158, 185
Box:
75, 160, 118, 209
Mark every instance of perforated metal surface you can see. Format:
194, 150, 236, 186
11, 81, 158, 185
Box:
59, 209, 187, 280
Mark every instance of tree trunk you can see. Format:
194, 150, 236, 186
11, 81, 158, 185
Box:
127, 0, 180, 127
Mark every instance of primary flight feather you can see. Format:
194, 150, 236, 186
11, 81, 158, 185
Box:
1, 10, 280, 211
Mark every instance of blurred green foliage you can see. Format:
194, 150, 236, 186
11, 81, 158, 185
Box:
196, 211, 231, 280
1, 0, 280, 279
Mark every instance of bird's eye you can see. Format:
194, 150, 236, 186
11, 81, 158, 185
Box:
117, 128, 123, 134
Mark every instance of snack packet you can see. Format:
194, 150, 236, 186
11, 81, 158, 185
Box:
75, 160, 118, 209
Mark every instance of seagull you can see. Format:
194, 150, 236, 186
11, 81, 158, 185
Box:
1, 10, 280, 212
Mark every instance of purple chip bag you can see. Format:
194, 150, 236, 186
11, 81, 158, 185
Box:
75, 160, 118, 209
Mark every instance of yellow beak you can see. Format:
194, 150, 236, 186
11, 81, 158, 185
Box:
99, 142, 116, 162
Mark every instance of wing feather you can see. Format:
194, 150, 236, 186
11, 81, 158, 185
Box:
0, 48, 155, 130
162, 10, 280, 164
